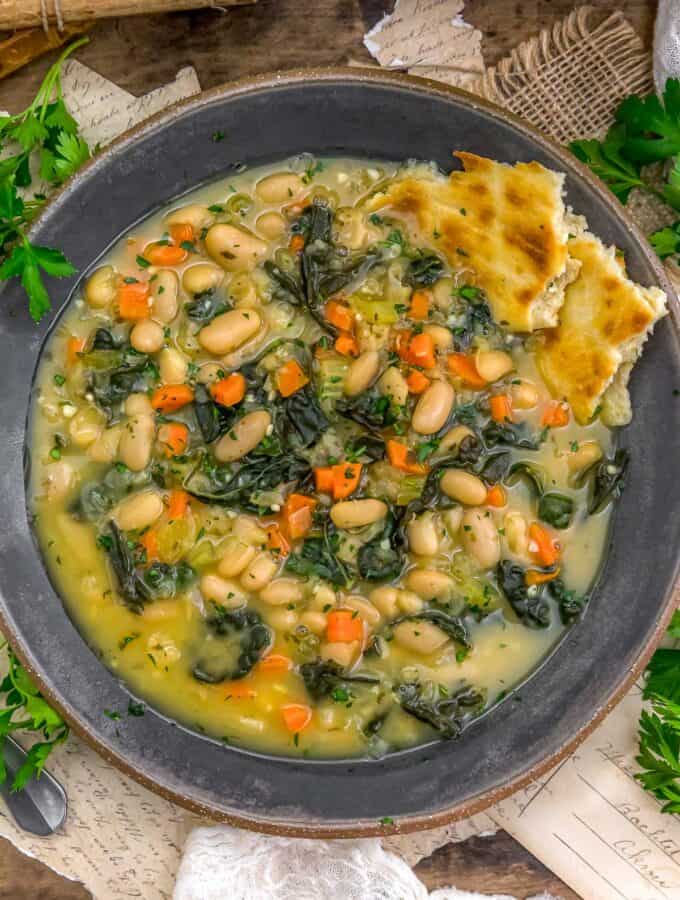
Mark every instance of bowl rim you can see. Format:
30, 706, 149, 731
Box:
2, 65, 679, 838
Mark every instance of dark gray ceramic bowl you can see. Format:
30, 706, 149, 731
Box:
1, 69, 679, 837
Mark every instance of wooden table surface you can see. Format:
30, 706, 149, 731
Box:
0, 1, 655, 897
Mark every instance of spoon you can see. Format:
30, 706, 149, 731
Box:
0, 735, 67, 835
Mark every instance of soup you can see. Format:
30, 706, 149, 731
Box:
30, 154, 640, 759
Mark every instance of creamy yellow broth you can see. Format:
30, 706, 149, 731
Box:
30, 156, 614, 758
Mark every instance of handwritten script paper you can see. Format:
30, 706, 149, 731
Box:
363, 0, 483, 88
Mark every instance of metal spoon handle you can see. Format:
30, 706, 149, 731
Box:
0, 735, 67, 835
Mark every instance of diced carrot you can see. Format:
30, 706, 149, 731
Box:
490, 394, 513, 423
327, 609, 363, 643
406, 369, 430, 394
210, 372, 246, 407
542, 401, 570, 428
140, 529, 159, 561
282, 703, 312, 733
167, 490, 190, 521
447, 353, 487, 388
169, 223, 194, 245
396, 331, 436, 369
332, 462, 362, 500
486, 484, 506, 507
335, 332, 360, 357
158, 422, 189, 458
224, 681, 257, 700
409, 289, 431, 320
386, 439, 428, 475
144, 242, 188, 266
66, 336, 86, 366
529, 522, 560, 568
282, 493, 317, 540
314, 466, 335, 494
267, 522, 291, 557
118, 280, 150, 321
289, 234, 305, 253
258, 653, 293, 673
325, 300, 355, 332
151, 384, 195, 413
276, 359, 309, 397
525, 567, 561, 586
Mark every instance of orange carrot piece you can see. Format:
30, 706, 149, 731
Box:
281, 703, 312, 733
396, 331, 436, 369
267, 522, 291, 557
151, 383, 194, 413
66, 336, 86, 366
406, 369, 430, 394
542, 401, 570, 428
144, 243, 188, 266
335, 332, 360, 357
447, 353, 487, 388
167, 490, 190, 521
289, 234, 305, 253
140, 529, 159, 561
325, 300, 355, 332
276, 360, 309, 397
486, 484, 506, 507
282, 493, 317, 540
332, 462, 362, 500
117, 281, 150, 321
224, 681, 257, 700
386, 439, 428, 475
489, 394, 513, 423
525, 567, 561, 586
258, 654, 293, 673
169, 223, 194, 245
326, 609, 363, 643
409, 289, 431, 320
314, 466, 335, 494
529, 522, 560, 567
210, 372, 246, 407
158, 422, 189, 458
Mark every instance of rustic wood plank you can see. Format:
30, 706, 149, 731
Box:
0, 834, 91, 899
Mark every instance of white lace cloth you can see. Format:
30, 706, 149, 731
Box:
174, 826, 555, 900
654, 0, 680, 93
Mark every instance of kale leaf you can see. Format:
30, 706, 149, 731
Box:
496, 560, 551, 628
280, 384, 329, 448
193, 383, 238, 443
392, 609, 470, 647
547, 578, 589, 626
285, 518, 351, 587
192, 606, 271, 684
395, 681, 485, 738
101, 521, 152, 613
579, 448, 630, 514
357, 512, 404, 582
405, 253, 444, 287
185, 291, 227, 322
299, 659, 380, 700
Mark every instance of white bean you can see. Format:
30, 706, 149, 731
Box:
205, 224, 267, 272
461, 508, 501, 569
310, 584, 336, 611
165, 203, 213, 230
510, 380, 539, 410
199, 309, 261, 355
268, 608, 298, 631
214, 410, 271, 462
442, 505, 463, 536
200, 574, 246, 608
68, 408, 104, 448
159, 347, 188, 385
260, 579, 304, 606
342, 595, 381, 627
396, 590, 424, 614
256, 211, 286, 240
88, 424, 122, 463
330, 498, 387, 530
407, 512, 440, 557
475, 350, 514, 383
440, 469, 487, 506
43, 460, 75, 499
196, 362, 224, 384
369, 586, 399, 619
344, 350, 380, 396
150, 270, 179, 324
378, 367, 408, 406
233, 515, 268, 547
182, 263, 224, 296
567, 440, 602, 472
504, 511, 529, 557
217, 537, 257, 577
240, 552, 278, 592
320, 641, 359, 668
125, 393, 153, 416
131, 319, 164, 354
393, 620, 449, 654
115, 490, 163, 531
300, 611, 327, 635
423, 324, 453, 350
229, 274, 259, 309
438, 425, 475, 454
85, 266, 117, 309
405, 568, 454, 601
412, 380, 454, 434
119, 413, 155, 471
255, 172, 304, 204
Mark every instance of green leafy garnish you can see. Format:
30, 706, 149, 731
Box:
0, 642, 69, 791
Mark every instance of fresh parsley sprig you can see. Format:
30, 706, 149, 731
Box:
0, 38, 90, 322
0, 640, 69, 792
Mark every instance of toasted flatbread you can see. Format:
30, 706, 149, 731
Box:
365, 152, 575, 331
537, 233, 667, 426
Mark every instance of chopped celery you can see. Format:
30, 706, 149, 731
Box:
396, 475, 426, 506
317, 355, 349, 406
348, 293, 400, 325
450, 554, 502, 617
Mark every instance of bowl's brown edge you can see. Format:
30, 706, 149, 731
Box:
1, 65, 678, 839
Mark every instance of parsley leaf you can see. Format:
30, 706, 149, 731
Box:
650, 220, 680, 259
570, 125, 646, 204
